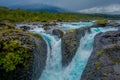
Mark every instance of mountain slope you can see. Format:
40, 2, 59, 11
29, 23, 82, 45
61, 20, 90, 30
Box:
9, 4, 66, 12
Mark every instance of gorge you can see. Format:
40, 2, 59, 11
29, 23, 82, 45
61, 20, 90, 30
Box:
16, 21, 119, 80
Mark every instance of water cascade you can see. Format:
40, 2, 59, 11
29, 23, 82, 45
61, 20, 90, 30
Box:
18, 22, 118, 80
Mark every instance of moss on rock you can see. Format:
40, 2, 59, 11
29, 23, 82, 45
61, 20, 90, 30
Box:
62, 27, 90, 67
81, 30, 120, 80
52, 29, 64, 38
0, 40, 30, 72
94, 19, 107, 27
97, 50, 103, 57
95, 62, 101, 71
0, 21, 15, 30
0, 21, 47, 80
103, 44, 120, 63
27, 32, 43, 40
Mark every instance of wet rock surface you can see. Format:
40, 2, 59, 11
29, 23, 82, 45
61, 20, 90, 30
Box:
19, 26, 31, 31
81, 30, 120, 80
107, 21, 120, 27
52, 29, 64, 38
42, 22, 57, 30
62, 27, 91, 67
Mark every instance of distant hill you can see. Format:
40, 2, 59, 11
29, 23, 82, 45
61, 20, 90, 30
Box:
8, 4, 67, 12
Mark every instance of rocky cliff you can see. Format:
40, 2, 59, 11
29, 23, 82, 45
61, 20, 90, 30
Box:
62, 27, 91, 67
81, 30, 120, 80
0, 22, 47, 80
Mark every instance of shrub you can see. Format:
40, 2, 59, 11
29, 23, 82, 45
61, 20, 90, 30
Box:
103, 72, 108, 77
0, 40, 30, 72
95, 62, 101, 70
95, 19, 108, 26
97, 50, 103, 57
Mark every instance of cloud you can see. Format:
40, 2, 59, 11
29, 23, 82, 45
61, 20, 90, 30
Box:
79, 4, 120, 14
0, 0, 120, 13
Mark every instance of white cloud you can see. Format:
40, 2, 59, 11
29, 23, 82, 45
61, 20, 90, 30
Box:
79, 4, 120, 14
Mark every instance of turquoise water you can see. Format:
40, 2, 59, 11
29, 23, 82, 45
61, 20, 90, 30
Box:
58, 22, 93, 30
23, 22, 118, 80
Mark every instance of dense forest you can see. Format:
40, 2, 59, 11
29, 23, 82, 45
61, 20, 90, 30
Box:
0, 6, 120, 22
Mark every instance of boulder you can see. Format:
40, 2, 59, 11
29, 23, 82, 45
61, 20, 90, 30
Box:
42, 22, 57, 30
81, 30, 120, 80
52, 29, 64, 38
20, 26, 31, 31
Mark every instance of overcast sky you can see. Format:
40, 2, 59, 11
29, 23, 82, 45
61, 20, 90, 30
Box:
0, 0, 120, 13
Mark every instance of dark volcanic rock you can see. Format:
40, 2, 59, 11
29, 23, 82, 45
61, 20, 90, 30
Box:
31, 37, 47, 80
81, 30, 120, 80
62, 27, 91, 67
52, 29, 64, 38
20, 26, 31, 31
42, 22, 57, 30
0, 30, 47, 80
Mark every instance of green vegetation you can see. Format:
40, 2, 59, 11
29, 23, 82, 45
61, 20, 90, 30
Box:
95, 62, 101, 70
97, 50, 103, 57
0, 29, 23, 34
0, 40, 30, 72
94, 19, 108, 26
0, 6, 120, 22
0, 21, 35, 79
103, 72, 108, 77
103, 44, 120, 63
69, 29, 76, 33
27, 32, 43, 40
55, 29, 64, 36
0, 20, 15, 30
0, 21, 34, 72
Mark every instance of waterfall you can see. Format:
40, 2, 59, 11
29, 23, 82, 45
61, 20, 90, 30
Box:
61, 27, 118, 80
39, 33, 62, 80
17, 22, 118, 80
39, 27, 118, 80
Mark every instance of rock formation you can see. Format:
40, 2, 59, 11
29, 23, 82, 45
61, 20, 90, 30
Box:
81, 30, 120, 80
0, 22, 47, 80
62, 27, 91, 67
